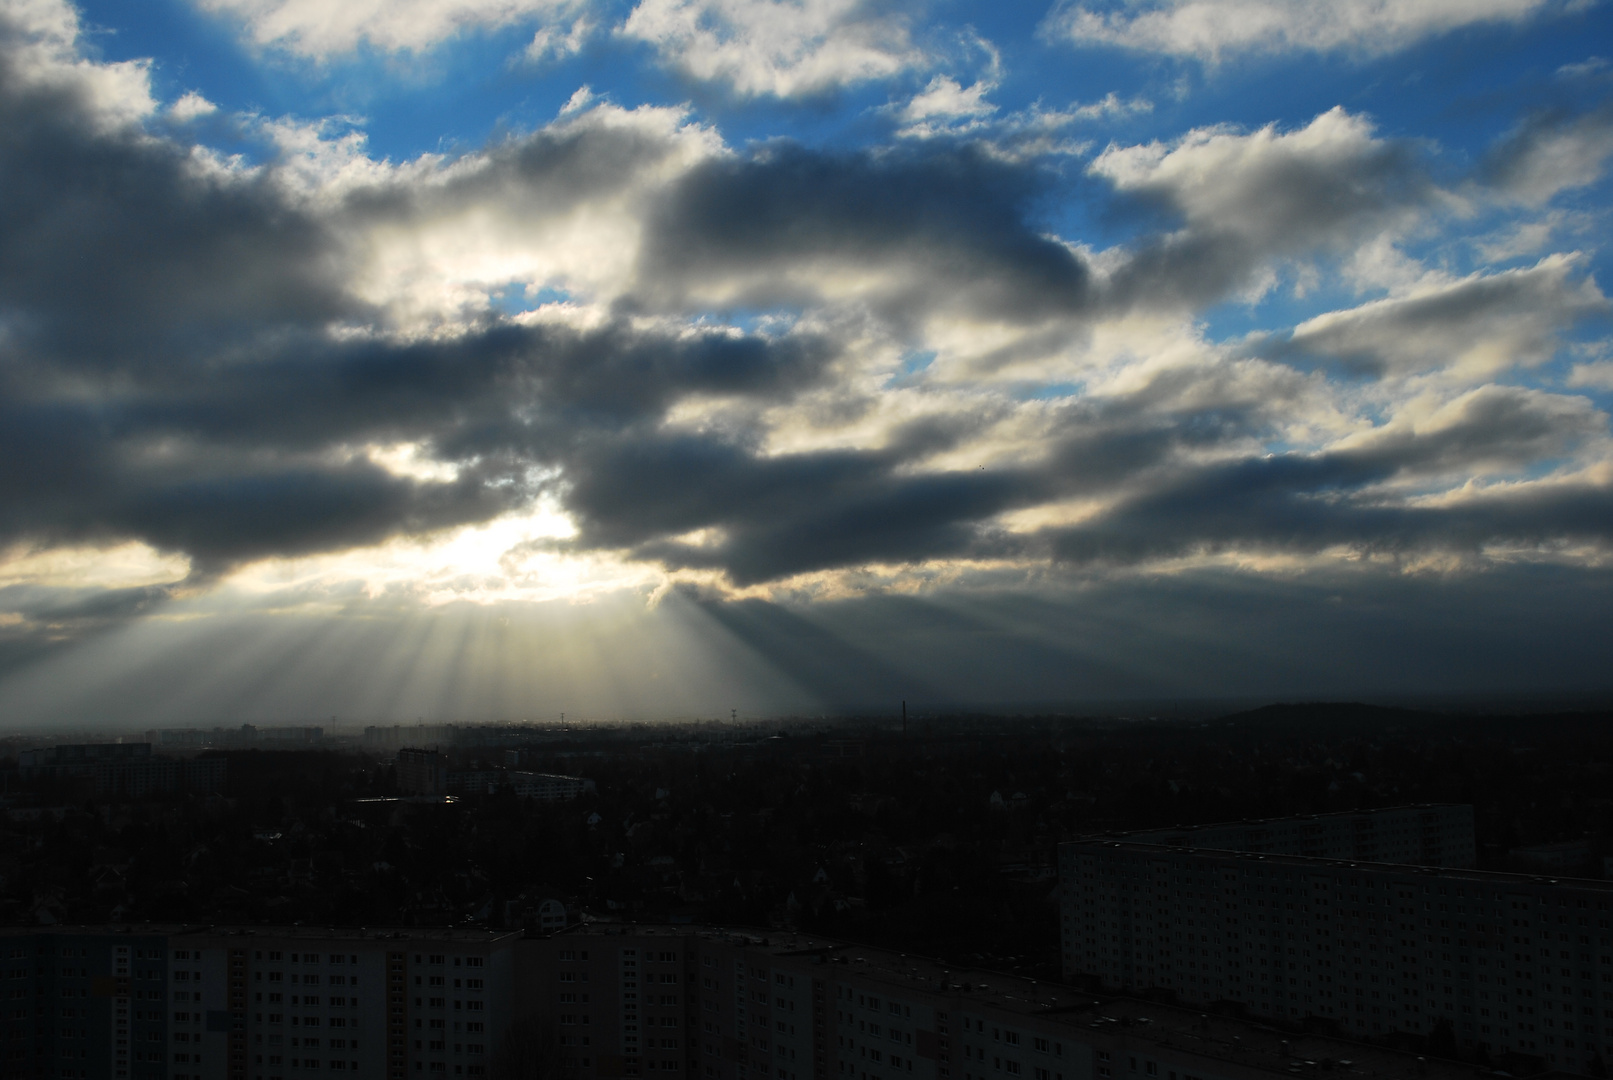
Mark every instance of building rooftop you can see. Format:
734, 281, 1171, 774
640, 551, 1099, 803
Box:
1086, 804, 1470, 841
15, 925, 523, 943
1061, 839, 1613, 890
1045, 996, 1526, 1080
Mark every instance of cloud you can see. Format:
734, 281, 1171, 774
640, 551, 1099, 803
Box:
633, 141, 1096, 324
194, 0, 581, 58
1568, 359, 1613, 390
569, 428, 1043, 585
1048, 385, 1612, 566
0, 13, 355, 372
894, 85, 1150, 152
1274, 254, 1609, 378
525, 14, 594, 61
167, 91, 219, 122
3, 0, 1612, 624
1484, 106, 1613, 205
1092, 107, 1433, 310
618, 0, 923, 98
900, 74, 997, 123
1556, 56, 1608, 80
1042, 0, 1558, 63
0, 0, 157, 130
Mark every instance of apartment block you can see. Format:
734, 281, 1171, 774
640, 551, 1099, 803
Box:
510, 925, 1546, 1080
1059, 840, 1613, 1075
0, 927, 519, 1080
1110, 806, 1476, 870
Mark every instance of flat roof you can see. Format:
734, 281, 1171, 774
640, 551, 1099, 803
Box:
1086, 805, 1471, 841
13, 925, 523, 943
1060, 839, 1613, 890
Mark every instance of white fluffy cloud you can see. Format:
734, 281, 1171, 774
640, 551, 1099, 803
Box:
194, 0, 927, 98
1044, 0, 1556, 62
193, 0, 579, 56
619, 0, 923, 98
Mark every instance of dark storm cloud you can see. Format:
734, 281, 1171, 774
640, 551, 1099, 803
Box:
634, 142, 1096, 323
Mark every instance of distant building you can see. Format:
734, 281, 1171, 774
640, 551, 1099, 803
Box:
17, 743, 225, 795
445, 769, 499, 795
506, 771, 594, 801
535, 898, 569, 933
1510, 840, 1595, 874
396, 748, 447, 795
144, 726, 322, 748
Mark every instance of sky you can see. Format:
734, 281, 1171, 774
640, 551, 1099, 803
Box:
2, 0, 1612, 727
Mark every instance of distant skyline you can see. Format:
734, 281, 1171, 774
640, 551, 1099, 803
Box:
2, 0, 1612, 726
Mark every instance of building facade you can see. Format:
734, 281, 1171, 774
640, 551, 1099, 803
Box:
0, 927, 519, 1080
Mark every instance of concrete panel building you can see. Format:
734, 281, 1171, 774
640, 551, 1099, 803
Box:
0, 927, 519, 1080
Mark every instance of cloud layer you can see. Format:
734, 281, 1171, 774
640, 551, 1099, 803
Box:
1044, 0, 1558, 62
0, 0, 1611, 704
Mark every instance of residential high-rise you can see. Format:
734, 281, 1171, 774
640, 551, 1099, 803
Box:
0, 927, 519, 1080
